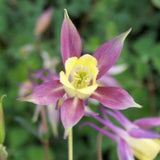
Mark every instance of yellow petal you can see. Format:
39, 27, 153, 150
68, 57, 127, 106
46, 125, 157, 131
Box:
77, 84, 98, 99
65, 57, 78, 77
60, 71, 74, 90
126, 136, 160, 160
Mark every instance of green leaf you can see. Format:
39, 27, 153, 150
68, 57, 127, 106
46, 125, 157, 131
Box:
26, 145, 54, 160
152, 0, 160, 9
135, 62, 149, 80
152, 56, 160, 73
8, 127, 29, 148
15, 116, 40, 139
133, 34, 155, 61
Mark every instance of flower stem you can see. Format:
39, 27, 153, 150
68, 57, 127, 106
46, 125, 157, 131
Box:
68, 129, 73, 160
40, 106, 50, 160
43, 142, 49, 160
97, 132, 103, 160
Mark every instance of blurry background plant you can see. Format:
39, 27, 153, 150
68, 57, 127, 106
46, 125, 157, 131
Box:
18, 69, 59, 160
0, 95, 8, 160
0, 0, 160, 159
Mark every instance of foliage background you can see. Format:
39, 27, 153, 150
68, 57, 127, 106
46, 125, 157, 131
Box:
0, 0, 160, 159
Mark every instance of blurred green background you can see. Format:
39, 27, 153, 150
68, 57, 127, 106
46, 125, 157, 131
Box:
0, 0, 160, 159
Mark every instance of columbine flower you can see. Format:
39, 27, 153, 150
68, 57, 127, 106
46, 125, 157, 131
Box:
83, 107, 160, 160
19, 9, 140, 136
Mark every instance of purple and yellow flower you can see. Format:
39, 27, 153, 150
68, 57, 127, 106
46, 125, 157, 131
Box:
83, 107, 160, 160
19, 9, 140, 136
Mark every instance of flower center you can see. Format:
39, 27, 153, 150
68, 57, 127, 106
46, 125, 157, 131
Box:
70, 66, 92, 89
60, 54, 99, 99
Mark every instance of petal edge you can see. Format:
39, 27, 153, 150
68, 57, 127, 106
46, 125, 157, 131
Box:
91, 87, 141, 110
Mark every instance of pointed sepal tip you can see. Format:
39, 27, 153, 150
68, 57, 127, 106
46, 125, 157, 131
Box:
121, 28, 132, 42
64, 9, 69, 20
133, 103, 142, 109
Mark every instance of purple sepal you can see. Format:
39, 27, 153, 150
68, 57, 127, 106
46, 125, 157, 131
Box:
61, 9, 82, 65
18, 80, 65, 105
29, 69, 58, 85
61, 98, 84, 137
89, 113, 128, 138
134, 117, 160, 129
93, 29, 131, 79
91, 87, 139, 110
81, 122, 117, 142
128, 127, 160, 139
101, 108, 134, 129
98, 75, 120, 87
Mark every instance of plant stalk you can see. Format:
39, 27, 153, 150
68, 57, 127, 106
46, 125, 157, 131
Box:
68, 129, 73, 160
97, 132, 103, 160
40, 106, 50, 160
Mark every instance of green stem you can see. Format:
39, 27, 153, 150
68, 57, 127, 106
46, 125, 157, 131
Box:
68, 129, 73, 160
97, 127, 107, 160
40, 106, 49, 160
43, 142, 49, 160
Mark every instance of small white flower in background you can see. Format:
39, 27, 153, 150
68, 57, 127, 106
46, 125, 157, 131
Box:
98, 64, 127, 87
41, 51, 59, 72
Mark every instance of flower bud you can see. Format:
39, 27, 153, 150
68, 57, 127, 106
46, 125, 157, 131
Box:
34, 8, 53, 36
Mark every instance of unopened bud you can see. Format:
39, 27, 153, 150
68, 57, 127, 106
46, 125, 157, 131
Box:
34, 8, 53, 36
